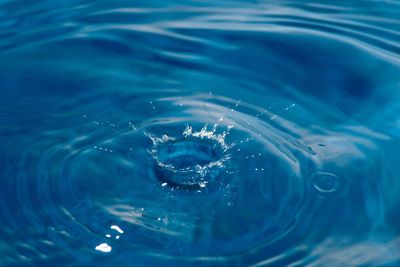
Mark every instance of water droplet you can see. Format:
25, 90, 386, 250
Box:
110, 225, 124, 234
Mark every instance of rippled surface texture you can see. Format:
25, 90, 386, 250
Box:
1, 0, 400, 266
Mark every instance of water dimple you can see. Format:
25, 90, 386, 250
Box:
311, 172, 347, 198
157, 139, 223, 170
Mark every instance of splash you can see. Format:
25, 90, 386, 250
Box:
146, 124, 233, 190
182, 124, 234, 152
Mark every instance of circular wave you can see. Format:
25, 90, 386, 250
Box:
2, 91, 393, 266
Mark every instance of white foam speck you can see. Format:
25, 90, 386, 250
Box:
95, 243, 112, 253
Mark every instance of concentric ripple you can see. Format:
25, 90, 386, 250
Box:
0, 0, 400, 266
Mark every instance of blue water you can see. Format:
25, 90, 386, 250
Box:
1, 0, 400, 266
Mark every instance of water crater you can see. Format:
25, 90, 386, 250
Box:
149, 126, 230, 190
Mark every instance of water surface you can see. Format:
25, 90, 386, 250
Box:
0, 0, 400, 266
